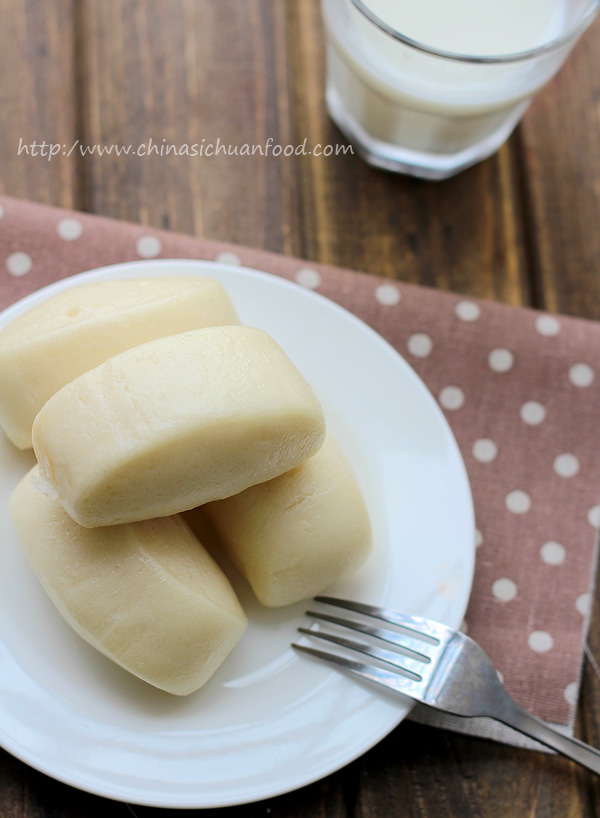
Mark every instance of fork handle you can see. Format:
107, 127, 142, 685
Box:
497, 701, 600, 775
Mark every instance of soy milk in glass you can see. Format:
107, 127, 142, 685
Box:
321, 0, 599, 178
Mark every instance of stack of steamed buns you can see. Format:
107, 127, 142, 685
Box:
1, 276, 372, 696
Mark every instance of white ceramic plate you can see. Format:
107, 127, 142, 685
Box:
0, 260, 475, 808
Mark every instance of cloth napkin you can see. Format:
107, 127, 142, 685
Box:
1, 195, 599, 750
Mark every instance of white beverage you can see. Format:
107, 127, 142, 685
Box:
321, 0, 592, 177
364, 0, 565, 56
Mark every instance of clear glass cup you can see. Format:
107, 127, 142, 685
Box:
321, 0, 599, 179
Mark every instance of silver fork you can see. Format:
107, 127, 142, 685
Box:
293, 596, 600, 775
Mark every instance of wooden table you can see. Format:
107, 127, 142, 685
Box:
1, 3, 600, 816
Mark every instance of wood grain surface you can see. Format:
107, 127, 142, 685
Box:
1, 2, 600, 816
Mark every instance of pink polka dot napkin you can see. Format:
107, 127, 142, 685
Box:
1, 195, 599, 749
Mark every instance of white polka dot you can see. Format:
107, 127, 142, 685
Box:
57, 217, 83, 241
540, 541, 566, 565
475, 529, 483, 548
569, 363, 594, 387
576, 593, 592, 616
439, 386, 464, 411
375, 283, 401, 306
506, 490, 531, 514
520, 401, 546, 426
564, 682, 578, 707
528, 631, 553, 653
407, 333, 433, 358
488, 348, 514, 373
6, 252, 32, 277
215, 251, 241, 266
496, 670, 504, 685
554, 453, 579, 478
472, 438, 498, 463
455, 301, 481, 322
535, 315, 561, 337
295, 267, 322, 289
588, 505, 600, 529
136, 235, 162, 258
492, 578, 517, 602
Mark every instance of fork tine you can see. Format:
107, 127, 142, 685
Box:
298, 627, 424, 679
315, 596, 451, 644
292, 643, 424, 699
306, 611, 434, 662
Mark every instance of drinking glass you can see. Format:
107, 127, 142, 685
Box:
321, 0, 599, 179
